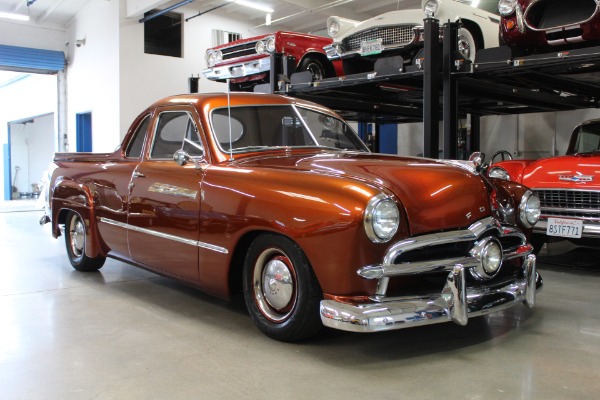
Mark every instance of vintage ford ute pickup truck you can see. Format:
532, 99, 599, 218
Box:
43, 93, 542, 341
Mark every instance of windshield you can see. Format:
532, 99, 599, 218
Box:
569, 123, 600, 154
210, 105, 369, 153
455, 0, 500, 15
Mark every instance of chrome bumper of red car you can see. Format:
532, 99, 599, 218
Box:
320, 255, 541, 333
202, 56, 270, 81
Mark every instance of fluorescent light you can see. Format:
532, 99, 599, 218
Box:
232, 0, 274, 13
0, 12, 30, 21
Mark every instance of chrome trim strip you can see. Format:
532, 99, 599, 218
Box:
524, 2, 600, 32
99, 217, 229, 254
320, 256, 541, 333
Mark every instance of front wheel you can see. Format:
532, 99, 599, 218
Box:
457, 27, 479, 61
243, 234, 323, 341
297, 57, 327, 81
65, 211, 105, 271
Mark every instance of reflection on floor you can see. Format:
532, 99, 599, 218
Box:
0, 199, 43, 213
1, 211, 599, 400
538, 241, 600, 270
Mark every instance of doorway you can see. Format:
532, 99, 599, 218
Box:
76, 112, 92, 152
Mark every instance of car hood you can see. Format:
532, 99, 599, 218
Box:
520, 153, 600, 190
338, 9, 425, 39
238, 152, 492, 235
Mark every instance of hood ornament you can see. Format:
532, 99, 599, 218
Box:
559, 174, 594, 182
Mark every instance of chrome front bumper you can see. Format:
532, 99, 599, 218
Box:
321, 255, 540, 332
320, 217, 542, 333
202, 56, 270, 81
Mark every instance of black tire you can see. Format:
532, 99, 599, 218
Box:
243, 233, 323, 341
65, 211, 105, 271
530, 234, 546, 256
298, 57, 326, 81
458, 26, 480, 61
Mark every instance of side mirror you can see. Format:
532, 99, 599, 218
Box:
173, 150, 190, 166
469, 151, 486, 171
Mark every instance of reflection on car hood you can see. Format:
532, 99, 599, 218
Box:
238, 152, 491, 235
520, 154, 600, 190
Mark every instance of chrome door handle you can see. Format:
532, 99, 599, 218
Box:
132, 171, 145, 178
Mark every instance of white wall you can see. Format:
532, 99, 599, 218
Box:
65, 0, 121, 152
118, 2, 271, 138
0, 21, 65, 52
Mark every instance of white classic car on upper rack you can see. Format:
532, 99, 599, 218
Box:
324, 0, 501, 74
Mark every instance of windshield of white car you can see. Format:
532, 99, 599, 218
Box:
571, 125, 600, 154
210, 105, 370, 153
455, 0, 500, 15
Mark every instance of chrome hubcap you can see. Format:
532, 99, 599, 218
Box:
458, 35, 471, 59
70, 217, 85, 257
253, 249, 296, 322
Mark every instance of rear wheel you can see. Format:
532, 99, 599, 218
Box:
65, 211, 105, 271
298, 57, 326, 81
243, 234, 322, 341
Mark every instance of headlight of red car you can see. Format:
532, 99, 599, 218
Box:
488, 166, 511, 181
498, 0, 517, 16
364, 194, 400, 243
206, 50, 222, 67
519, 191, 541, 228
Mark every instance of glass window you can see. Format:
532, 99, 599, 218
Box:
572, 124, 600, 154
125, 115, 150, 158
144, 11, 182, 58
151, 112, 203, 159
210, 105, 369, 153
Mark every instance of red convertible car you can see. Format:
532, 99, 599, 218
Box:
499, 0, 600, 51
489, 119, 600, 252
203, 31, 342, 91
43, 93, 541, 341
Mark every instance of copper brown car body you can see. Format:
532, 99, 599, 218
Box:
44, 92, 542, 341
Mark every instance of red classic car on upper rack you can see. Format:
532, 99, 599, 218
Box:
489, 119, 600, 252
498, 0, 600, 51
203, 31, 342, 91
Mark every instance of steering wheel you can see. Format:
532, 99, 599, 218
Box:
490, 150, 513, 164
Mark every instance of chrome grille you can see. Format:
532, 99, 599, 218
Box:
342, 25, 417, 52
525, 0, 597, 30
534, 189, 600, 219
221, 41, 259, 61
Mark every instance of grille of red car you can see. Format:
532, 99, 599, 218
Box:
220, 41, 260, 61
342, 25, 417, 52
534, 189, 600, 219
525, 0, 597, 30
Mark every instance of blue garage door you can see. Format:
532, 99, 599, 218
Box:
0, 44, 65, 73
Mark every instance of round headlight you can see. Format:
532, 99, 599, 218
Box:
256, 40, 266, 54
328, 19, 340, 37
215, 50, 222, 64
364, 194, 400, 243
488, 166, 510, 181
266, 37, 276, 53
423, 0, 439, 18
470, 237, 503, 280
519, 191, 541, 228
206, 50, 216, 67
498, 0, 517, 16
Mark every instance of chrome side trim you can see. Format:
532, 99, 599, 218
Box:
99, 217, 229, 254
320, 256, 541, 333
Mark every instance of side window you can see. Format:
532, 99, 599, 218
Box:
150, 111, 203, 159
125, 115, 150, 158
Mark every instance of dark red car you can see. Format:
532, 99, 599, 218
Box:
203, 31, 343, 91
499, 0, 600, 51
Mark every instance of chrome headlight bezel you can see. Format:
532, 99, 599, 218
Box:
364, 194, 400, 243
265, 37, 276, 53
488, 166, 511, 181
470, 237, 503, 280
519, 190, 541, 228
423, 0, 439, 18
255, 40, 267, 54
205, 50, 222, 67
498, 0, 518, 16
328, 18, 340, 37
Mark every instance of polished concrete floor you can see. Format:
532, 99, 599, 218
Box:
1, 208, 599, 399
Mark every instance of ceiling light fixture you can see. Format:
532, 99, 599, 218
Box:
231, 0, 274, 13
0, 11, 30, 21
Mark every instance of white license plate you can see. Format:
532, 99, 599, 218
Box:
360, 39, 383, 56
546, 218, 583, 238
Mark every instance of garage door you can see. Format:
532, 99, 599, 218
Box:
0, 44, 65, 73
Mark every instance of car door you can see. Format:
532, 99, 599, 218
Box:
127, 107, 206, 281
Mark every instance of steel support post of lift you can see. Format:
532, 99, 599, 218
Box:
423, 18, 440, 158
443, 21, 459, 159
